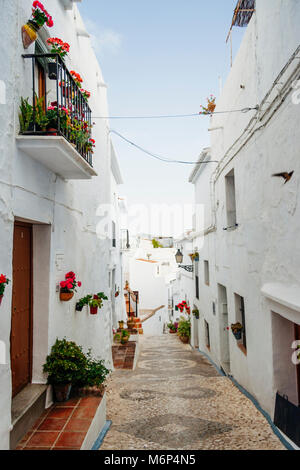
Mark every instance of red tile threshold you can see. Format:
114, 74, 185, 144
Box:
17, 395, 103, 451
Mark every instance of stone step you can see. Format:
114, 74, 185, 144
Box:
10, 384, 47, 450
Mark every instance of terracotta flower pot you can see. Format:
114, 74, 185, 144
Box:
0, 295, 3, 306
22, 20, 40, 49
60, 291, 74, 302
53, 383, 72, 403
90, 306, 98, 315
169, 329, 176, 334
179, 336, 190, 344
46, 127, 58, 136
118, 321, 124, 329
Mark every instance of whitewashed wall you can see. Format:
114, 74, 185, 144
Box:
0, 0, 123, 449
191, 0, 300, 418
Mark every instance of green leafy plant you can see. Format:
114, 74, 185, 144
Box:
167, 322, 177, 332
19, 97, 33, 132
121, 329, 130, 344
74, 350, 110, 388
114, 333, 121, 343
192, 308, 199, 319
177, 317, 191, 339
152, 239, 163, 248
76, 295, 92, 310
96, 292, 109, 301
43, 338, 87, 385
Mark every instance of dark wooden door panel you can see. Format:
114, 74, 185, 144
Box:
11, 223, 32, 398
295, 324, 300, 406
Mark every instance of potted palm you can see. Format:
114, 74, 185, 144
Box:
60, 271, 81, 302
43, 339, 87, 402
0, 274, 10, 306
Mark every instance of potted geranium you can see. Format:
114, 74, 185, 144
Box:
89, 292, 108, 315
177, 318, 191, 344
46, 37, 70, 79
22, 1, 54, 49
70, 70, 83, 88
231, 323, 243, 340
43, 338, 87, 402
0, 274, 10, 306
60, 271, 81, 302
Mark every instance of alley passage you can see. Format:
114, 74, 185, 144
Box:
101, 335, 284, 450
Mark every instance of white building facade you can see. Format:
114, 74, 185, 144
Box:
187, 0, 300, 441
0, 0, 125, 449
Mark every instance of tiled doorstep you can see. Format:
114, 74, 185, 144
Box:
17, 393, 106, 451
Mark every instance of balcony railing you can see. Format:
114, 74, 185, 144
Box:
21, 53, 93, 167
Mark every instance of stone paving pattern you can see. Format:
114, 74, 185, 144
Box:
112, 342, 136, 369
101, 335, 285, 450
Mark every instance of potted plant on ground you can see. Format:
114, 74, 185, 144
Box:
192, 308, 200, 319
43, 338, 87, 402
76, 295, 92, 312
121, 330, 130, 345
22, 1, 54, 49
167, 322, 177, 334
60, 271, 81, 302
0, 274, 10, 306
118, 320, 124, 329
114, 333, 121, 344
127, 317, 135, 330
177, 318, 191, 344
73, 350, 110, 397
231, 323, 243, 340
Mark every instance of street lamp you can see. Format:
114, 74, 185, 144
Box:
175, 249, 194, 273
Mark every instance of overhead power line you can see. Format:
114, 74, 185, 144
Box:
93, 106, 258, 120
110, 130, 219, 165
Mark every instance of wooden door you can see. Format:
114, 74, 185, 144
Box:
10, 222, 33, 397
295, 324, 300, 406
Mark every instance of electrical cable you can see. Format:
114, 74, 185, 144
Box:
93, 106, 258, 120
110, 130, 219, 165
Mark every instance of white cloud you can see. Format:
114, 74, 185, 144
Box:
84, 18, 122, 57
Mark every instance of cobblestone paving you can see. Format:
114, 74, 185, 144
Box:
101, 335, 285, 450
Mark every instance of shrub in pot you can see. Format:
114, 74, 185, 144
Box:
88, 292, 108, 315
167, 322, 177, 334
121, 330, 130, 345
177, 317, 191, 343
43, 339, 87, 402
73, 350, 110, 397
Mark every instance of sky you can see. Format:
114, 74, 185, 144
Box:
79, 1, 245, 233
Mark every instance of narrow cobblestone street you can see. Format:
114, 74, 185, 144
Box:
101, 335, 285, 451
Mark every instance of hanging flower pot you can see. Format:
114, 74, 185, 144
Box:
21, 20, 40, 49
60, 291, 74, 302
0, 295, 3, 306
22, 2, 54, 49
90, 305, 98, 315
231, 323, 243, 340
48, 62, 59, 80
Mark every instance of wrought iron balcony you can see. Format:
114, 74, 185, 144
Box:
17, 53, 97, 179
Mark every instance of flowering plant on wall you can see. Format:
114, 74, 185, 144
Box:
199, 95, 216, 115
80, 89, 91, 101
47, 37, 70, 60
70, 71, 84, 88
0, 275, 10, 305
176, 301, 190, 315
60, 271, 82, 302
22, 1, 54, 49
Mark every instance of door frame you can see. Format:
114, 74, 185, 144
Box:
11, 221, 33, 396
